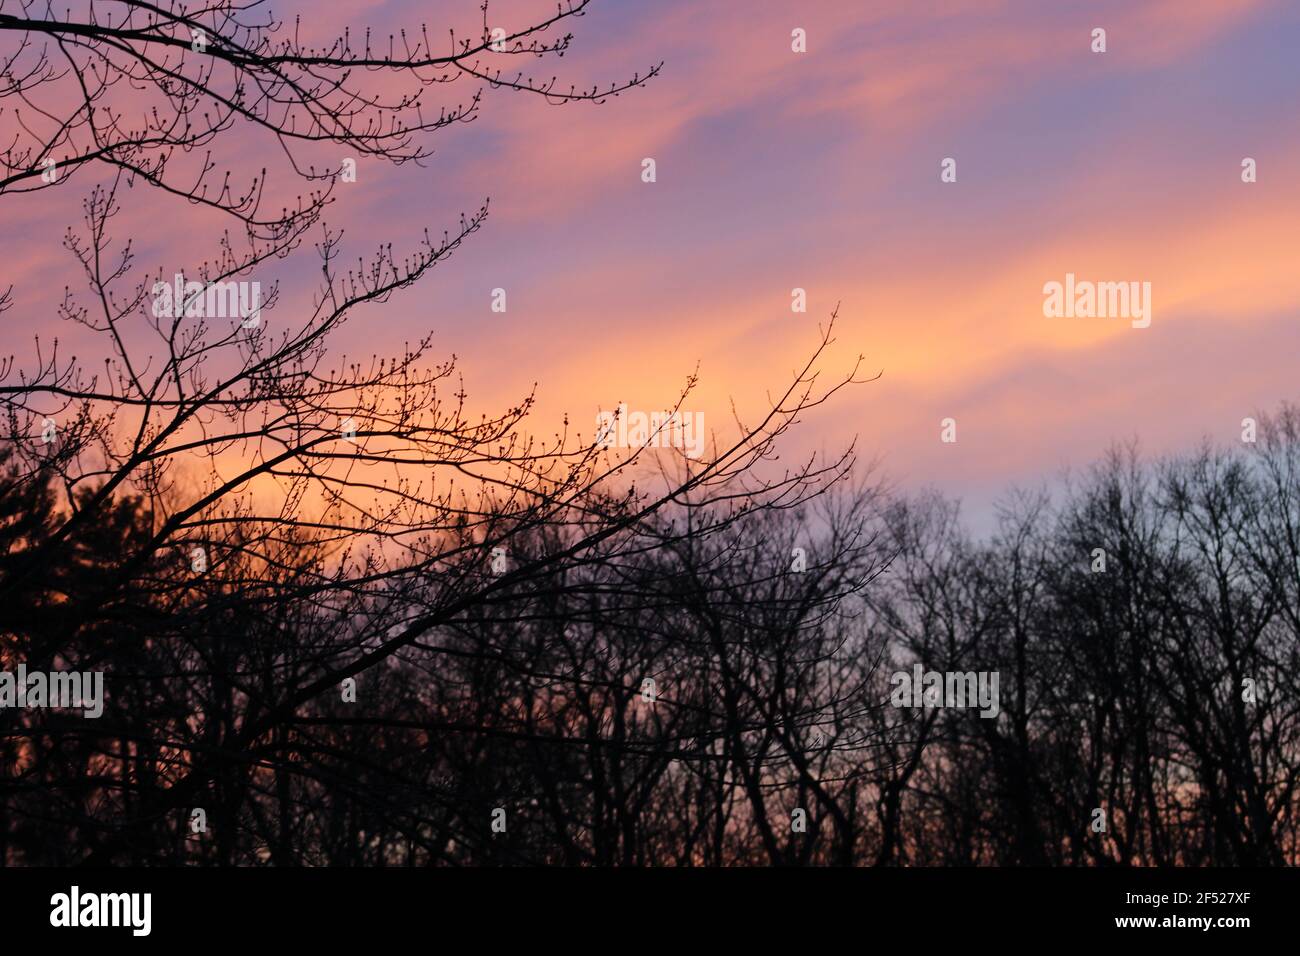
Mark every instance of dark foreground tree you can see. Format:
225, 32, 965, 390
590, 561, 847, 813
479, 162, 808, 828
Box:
0, 1, 871, 863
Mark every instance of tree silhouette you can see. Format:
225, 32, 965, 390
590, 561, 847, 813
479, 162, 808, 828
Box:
0, 1, 870, 863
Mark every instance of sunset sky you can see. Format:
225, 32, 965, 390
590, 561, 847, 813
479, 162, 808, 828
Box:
7, 0, 1300, 519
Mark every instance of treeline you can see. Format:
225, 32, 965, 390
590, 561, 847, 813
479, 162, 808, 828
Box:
5, 407, 1299, 866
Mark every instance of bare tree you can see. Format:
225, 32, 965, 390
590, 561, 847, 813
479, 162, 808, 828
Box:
0, 1, 873, 864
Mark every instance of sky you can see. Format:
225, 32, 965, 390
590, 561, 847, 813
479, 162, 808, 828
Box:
6, 0, 1300, 521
